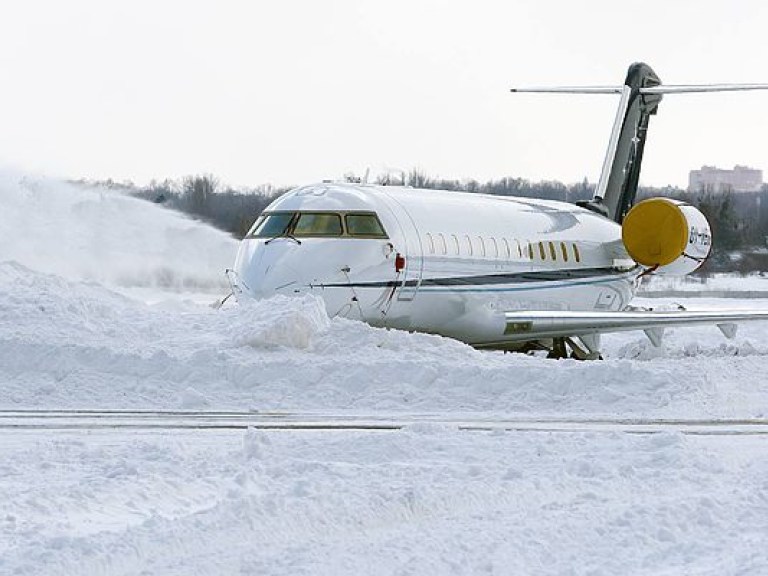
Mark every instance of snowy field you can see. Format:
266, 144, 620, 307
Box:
2, 172, 768, 575
640, 273, 768, 297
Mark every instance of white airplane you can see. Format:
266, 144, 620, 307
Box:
229, 62, 768, 358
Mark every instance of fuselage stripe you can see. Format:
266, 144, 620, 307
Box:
416, 275, 633, 293
315, 266, 639, 290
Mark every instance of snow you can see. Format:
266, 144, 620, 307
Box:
2, 171, 768, 574
3, 261, 768, 420
0, 168, 237, 298
3, 429, 768, 575
641, 273, 768, 296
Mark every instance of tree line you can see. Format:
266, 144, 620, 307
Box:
77, 175, 292, 239
74, 172, 768, 272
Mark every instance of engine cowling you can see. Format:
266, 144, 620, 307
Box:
621, 197, 711, 275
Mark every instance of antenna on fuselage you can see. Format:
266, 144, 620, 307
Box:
511, 63, 768, 223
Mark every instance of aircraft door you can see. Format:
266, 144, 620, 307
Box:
378, 192, 423, 301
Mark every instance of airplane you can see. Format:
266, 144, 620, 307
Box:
228, 62, 768, 359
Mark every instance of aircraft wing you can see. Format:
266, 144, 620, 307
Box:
502, 309, 768, 347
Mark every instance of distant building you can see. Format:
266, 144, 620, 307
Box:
688, 165, 763, 193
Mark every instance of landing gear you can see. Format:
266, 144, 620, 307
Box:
514, 335, 603, 360
545, 337, 603, 361
546, 338, 568, 359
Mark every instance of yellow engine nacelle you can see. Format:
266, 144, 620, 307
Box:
622, 198, 711, 275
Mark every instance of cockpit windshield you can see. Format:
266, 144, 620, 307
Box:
293, 213, 343, 236
247, 211, 388, 239
345, 213, 387, 237
249, 213, 294, 238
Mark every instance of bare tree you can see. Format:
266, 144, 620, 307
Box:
182, 174, 218, 216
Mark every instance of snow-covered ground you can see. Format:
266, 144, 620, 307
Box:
4, 428, 767, 575
2, 172, 768, 575
640, 273, 768, 296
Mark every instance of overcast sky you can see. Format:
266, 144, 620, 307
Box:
1, 0, 767, 188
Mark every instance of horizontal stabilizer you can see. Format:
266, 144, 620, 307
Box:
510, 86, 623, 94
510, 84, 768, 95
640, 84, 768, 94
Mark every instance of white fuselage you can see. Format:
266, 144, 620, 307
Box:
233, 183, 640, 348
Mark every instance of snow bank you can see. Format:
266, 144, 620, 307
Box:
3, 261, 768, 420
0, 168, 237, 293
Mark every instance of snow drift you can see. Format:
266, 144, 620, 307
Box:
2, 260, 768, 419
0, 168, 237, 293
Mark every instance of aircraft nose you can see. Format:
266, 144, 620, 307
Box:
235, 239, 304, 299
252, 263, 302, 297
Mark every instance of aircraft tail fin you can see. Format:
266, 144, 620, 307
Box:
587, 62, 661, 223
511, 63, 768, 223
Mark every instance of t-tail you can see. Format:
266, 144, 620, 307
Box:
511, 62, 768, 223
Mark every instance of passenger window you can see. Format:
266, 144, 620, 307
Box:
538, 241, 546, 260
426, 233, 435, 254
573, 243, 581, 263
561, 242, 568, 262
452, 235, 460, 255
502, 238, 511, 259
549, 242, 557, 261
345, 214, 387, 238
477, 236, 486, 257
465, 235, 473, 256
490, 237, 499, 258
516, 240, 523, 259
251, 212, 295, 238
293, 213, 342, 236
527, 242, 534, 260
438, 233, 447, 255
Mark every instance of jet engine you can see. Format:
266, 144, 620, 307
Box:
621, 198, 711, 275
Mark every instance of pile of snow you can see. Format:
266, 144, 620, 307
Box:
3, 261, 768, 420
232, 295, 331, 349
0, 169, 237, 294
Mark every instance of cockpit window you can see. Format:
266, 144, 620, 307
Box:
245, 216, 265, 237
345, 213, 387, 238
250, 212, 294, 237
293, 213, 343, 236
247, 210, 388, 239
